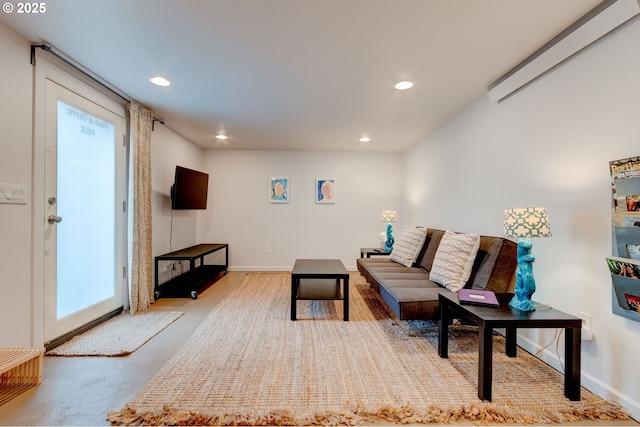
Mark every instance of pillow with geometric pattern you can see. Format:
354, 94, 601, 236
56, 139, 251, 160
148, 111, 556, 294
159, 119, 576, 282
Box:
389, 226, 427, 267
429, 230, 480, 292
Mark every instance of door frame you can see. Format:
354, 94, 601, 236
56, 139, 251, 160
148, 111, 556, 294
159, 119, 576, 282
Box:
32, 53, 129, 346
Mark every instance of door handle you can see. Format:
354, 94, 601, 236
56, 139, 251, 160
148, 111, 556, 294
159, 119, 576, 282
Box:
48, 215, 63, 224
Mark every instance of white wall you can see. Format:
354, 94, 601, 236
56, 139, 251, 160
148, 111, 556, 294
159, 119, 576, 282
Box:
403, 19, 640, 419
151, 124, 204, 283
0, 24, 34, 346
200, 150, 403, 270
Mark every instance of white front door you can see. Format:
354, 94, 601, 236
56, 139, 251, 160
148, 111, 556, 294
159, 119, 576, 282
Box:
43, 79, 126, 342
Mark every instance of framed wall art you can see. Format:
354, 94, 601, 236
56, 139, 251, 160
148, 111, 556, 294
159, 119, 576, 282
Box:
316, 179, 335, 204
270, 177, 289, 203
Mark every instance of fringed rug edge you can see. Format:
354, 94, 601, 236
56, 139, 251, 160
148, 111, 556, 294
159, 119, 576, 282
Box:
106, 400, 630, 426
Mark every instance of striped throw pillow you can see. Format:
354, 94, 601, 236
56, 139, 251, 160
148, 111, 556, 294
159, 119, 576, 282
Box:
429, 230, 480, 292
390, 227, 427, 267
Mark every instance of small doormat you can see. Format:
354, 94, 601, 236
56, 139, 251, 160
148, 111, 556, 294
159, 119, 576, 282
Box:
47, 311, 183, 357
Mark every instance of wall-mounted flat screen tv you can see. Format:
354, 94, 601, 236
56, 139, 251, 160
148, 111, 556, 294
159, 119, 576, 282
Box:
171, 166, 209, 210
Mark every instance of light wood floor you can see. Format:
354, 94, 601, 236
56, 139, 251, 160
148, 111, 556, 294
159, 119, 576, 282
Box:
0, 272, 637, 426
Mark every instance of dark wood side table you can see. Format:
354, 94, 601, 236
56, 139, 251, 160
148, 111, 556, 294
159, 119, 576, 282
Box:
360, 247, 391, 258
291, 259, 350, 321
438, 292, 581, 402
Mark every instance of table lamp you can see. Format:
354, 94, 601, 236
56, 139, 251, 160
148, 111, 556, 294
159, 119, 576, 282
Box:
381, 210, 398, 252
503, 207, 551, 311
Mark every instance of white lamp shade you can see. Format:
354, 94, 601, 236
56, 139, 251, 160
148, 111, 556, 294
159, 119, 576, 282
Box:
381, 210, 397, 223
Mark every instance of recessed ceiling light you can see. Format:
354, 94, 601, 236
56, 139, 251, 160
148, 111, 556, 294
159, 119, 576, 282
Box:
359, 137, 371, 143
150, 76, 171, 87
215, 134, 228, 140
394, 81, 414, 90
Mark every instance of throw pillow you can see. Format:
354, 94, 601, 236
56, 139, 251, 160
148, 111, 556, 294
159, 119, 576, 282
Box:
418, 229, 445, 272
389, 226, 427, 267
429, 230, 480, 292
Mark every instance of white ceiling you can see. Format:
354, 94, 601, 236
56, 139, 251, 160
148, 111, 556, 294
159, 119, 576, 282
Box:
0, 0, 601, 152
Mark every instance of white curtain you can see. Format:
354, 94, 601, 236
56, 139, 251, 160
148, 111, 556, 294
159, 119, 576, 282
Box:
129, 101, 154, 314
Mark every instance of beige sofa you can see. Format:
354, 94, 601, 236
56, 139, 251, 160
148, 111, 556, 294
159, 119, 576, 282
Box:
356, 228, 517, 320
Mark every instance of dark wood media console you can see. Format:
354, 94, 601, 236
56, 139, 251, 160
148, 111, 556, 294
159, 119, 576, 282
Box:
154, 243, 228, 299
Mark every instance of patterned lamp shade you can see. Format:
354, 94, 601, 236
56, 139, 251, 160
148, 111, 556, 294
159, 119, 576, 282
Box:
503, 207, 551, 238
381, 210, 398, 223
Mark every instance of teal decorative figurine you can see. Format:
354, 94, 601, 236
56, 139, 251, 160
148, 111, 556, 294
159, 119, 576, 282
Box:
384, 223, 395, 252
381, 210, 398, 252
509, 239, 537, 311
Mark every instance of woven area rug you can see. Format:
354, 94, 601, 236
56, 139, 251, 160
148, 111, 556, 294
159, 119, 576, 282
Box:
107, 272, 629, 425
47, 311, 183, 357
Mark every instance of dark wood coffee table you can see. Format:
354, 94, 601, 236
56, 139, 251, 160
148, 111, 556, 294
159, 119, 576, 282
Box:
291, 259, 350, 321
438, 292, 582, 402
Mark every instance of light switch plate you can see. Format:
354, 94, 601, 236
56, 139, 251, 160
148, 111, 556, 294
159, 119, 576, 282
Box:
0, 183, 28, 205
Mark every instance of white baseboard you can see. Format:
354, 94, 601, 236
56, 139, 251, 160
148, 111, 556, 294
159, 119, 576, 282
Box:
517, 334, 640, 421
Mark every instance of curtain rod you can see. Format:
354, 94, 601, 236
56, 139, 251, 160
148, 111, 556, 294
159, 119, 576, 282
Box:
30, 44, 165, 126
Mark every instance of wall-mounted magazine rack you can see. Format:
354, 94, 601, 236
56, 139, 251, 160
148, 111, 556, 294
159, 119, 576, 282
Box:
608, 156, 640, 321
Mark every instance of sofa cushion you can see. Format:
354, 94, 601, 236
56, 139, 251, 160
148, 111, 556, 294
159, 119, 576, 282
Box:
389, 227, 427, 267
418, 229, 445, 271
469, 236, 517, 292
429, 230, 480, 292
380, 278, 440, 290
357, 257, 396, 268
380, 286, 445, 320
374, 270, 430, 281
